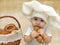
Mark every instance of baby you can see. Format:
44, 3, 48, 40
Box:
22, 0, 53, 45
24, 13, 52, 45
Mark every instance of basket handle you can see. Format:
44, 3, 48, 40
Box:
0, 16, 21, 29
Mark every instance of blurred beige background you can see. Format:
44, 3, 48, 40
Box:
0, 0, 60, 45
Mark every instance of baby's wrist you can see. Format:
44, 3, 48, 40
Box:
30, 33, 34, 39
42, 33, 46, 38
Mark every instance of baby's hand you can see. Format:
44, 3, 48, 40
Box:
30, 30, 39, 38
38, 29, 45, 37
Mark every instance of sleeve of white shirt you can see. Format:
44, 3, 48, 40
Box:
25, 27, 33, 36
45, 28, 52, 36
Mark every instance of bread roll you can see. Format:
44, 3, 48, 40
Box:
34, 26, 44, 43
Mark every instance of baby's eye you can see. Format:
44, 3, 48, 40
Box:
33, 17, 38, 20
34, 18, 38, 20
41, 20, 44, 22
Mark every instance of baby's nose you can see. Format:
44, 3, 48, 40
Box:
36, 21, 40, 25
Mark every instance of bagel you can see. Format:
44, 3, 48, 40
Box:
0, 30, 11, 34
11, 30, 17, 33
4, 24, 18, 32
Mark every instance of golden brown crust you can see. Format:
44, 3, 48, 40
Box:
0, 24, 18, 34
0, 30, 11, 34
34, 26, 40, 31
36, 36, 44, 43
11, 30, 17, 33
4, 24, 18, 32
34, 26, 44, 43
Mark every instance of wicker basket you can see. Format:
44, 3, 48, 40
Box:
0, 16, 22, 45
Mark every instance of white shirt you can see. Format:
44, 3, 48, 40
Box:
25, 25, 52, 45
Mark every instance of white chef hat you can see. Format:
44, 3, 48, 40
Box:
32, 11, 48, 23
22, 0, 60, 29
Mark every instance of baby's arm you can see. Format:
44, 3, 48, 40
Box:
24, 30, 39, 42
24, 27, 39, 43
42, 31, 52, 43
24, 27, 32, 42
24, 35, 32, 43
38, 29, 52, 44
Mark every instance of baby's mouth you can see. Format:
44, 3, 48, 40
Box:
34, 25, 40, 28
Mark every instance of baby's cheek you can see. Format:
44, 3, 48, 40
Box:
32, 21, 36, 26
39, 23, 45, 27
32, 23, 36, 26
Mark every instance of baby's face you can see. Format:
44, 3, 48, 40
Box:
31, 17, 46, 28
